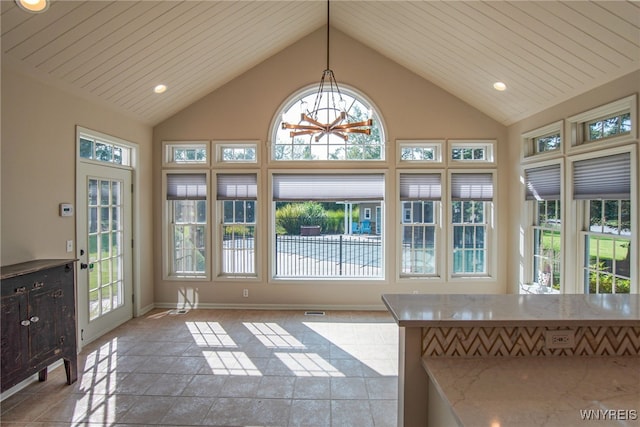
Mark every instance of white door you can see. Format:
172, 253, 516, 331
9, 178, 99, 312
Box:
76, 162, 133, 345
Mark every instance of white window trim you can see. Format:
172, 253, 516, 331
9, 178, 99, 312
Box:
521, 120, 564, 163
162, 140, 210, 167
162, 169, 211, 281
267, 169, 388, 284
566, 94, 637, 154
268, 82, 387, 163
521, 159, 565, 293
566, 144, 638, 294
397, 139, 444, 165
396, 169, 445, 282
213, 171, 261, 281
76, 126, 143, 319
446, 169, 497, 282
447, 139, 496, 166
77, 127, 135, 169
215, 140, 260, 166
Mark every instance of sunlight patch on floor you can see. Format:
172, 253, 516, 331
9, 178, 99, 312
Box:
303, 322, 398, 376
202, 351, 262, 376
186, 321, 238, 348
244, 322, 306, 349
275, 352, 344, 377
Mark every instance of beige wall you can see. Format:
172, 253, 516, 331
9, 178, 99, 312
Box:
505, 70, 640, 293
1, 63, 155, 311
153, 28, 508, 309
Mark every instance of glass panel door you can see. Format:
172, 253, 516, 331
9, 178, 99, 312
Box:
87, 178, 125, 320
77, 162, 132, 345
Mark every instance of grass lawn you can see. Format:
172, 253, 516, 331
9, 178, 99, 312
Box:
541, 230, 628, 261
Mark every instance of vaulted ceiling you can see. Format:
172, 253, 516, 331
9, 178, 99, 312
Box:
2, 1, 639, 126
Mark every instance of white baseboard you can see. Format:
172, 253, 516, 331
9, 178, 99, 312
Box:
152, 302, 387, 312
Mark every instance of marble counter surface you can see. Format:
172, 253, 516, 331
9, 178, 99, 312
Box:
423, 356, 640, 427
382, 294, 640, 327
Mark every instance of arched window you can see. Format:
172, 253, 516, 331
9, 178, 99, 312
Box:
272, 85, 385, 161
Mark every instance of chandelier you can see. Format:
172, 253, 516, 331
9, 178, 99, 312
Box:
281, 0, 372, 142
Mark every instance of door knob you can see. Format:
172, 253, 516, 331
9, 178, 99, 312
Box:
80, 263, 88, 269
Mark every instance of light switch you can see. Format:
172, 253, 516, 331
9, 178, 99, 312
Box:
66, 240, 73, 253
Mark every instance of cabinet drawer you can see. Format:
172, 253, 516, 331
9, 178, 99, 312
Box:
1, 264, 72, 297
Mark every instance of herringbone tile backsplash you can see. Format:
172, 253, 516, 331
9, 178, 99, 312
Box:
422, 326, 640, 357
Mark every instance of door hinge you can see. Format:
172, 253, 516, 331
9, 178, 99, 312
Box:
131, 239, 134, 248
132, 294, 135, 304
131, 183, 134, 193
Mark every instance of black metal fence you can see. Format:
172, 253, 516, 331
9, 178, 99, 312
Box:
275, 234, 382, 278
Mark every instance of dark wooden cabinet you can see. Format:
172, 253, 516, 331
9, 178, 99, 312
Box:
1, 259, 78, 392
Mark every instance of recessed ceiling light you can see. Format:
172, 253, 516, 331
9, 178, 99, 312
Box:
15, 0, 49, 13
154, 84, 167, 94
493, 81, 507, 91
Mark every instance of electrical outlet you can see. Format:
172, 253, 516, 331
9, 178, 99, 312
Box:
243, 289, 249, 298
545, 330, 575, 349
66, 240, 74, 253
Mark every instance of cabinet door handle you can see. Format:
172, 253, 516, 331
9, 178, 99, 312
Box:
15, 286, 27, 294
21, 320, 31, 326
33, 281, 45, 289
30, 316, 40, 323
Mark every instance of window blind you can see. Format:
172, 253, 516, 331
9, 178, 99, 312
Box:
525, 164, 561, 201
399, 173, 441, 201
573, 152, 631, 200
217, 174, 257, 200
166, 173, 207, 200
273, 174, 385, 201
451, 173, 493, 201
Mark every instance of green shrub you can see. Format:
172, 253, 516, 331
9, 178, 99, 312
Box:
324, 210, 345, 234
588, 262, 631, 293
275, 202, 328, 235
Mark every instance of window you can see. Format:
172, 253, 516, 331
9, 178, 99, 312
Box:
398, 140, 443, 163
586, 112, 631, 143
450, 173, 493, 276
399, 173, 441, 277
217, 174, 257, 277
272, 174, 384, 278
522, 121, 563, 160
166, 173, 208, 278
217, 142, 258, 163
164, 141, 209, 166
449, 141, 495, 163
573, 152, 632, 294
525, 163, 562, 292
532, 201, 561, 290
273, 86, 385, 161
534, 132, 561, 154
79, 134, 132, 166
583, 200, 631, 294
568, 95, 636, 150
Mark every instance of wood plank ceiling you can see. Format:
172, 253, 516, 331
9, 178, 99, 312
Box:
2, 1, 639, 126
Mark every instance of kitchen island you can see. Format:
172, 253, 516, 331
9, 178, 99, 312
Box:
382, 294, 640, 427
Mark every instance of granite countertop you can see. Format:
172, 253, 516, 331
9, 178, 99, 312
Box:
381, 294, 640, 327
423, 356, 640, 427
1, 259, 77, 280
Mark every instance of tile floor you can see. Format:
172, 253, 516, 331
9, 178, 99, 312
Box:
0, 309, 399, 426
